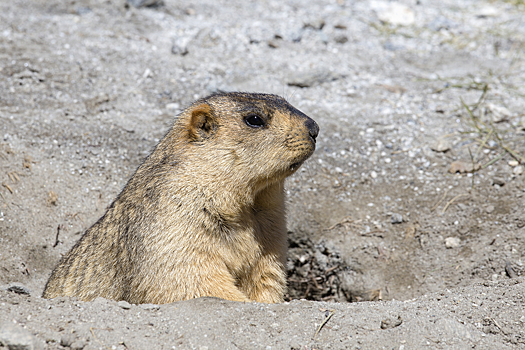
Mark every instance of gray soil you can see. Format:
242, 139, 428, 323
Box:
1, 0, 524, 349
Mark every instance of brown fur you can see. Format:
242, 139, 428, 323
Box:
42, 92, 319, 304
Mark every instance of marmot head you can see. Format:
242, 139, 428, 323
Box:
173, 92, 319, 193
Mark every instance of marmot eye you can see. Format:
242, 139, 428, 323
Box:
244, 114, 265, 128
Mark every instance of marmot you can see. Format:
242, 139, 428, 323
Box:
43, 92, 319, 304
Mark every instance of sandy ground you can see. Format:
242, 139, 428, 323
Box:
1, 0, 524, 349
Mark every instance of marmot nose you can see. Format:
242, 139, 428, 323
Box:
306, 118, 319, 142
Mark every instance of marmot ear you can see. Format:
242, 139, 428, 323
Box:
188, 104, 218, 141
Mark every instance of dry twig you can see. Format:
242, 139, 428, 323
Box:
53, 225, 62, 248
313, 310, 335, 340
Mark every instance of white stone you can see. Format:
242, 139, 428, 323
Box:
371, 1, 415, 26
477, 6, 500, 18
445, 237, 460, 248
431, 138, 452, 152
166, 103, 180, 110
117, 300, 131, 309
487, 103, 512, 123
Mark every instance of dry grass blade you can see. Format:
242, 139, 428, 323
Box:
493, 131, 525, 162
431, 189, 449, 212
481, 153, 505, 169
313, 309, 335, 340
475, 128, 493, 161
324, 217, 362, 231
442, 194, 469, 214
90, 327, 111, 350
459, 89, 525, 167
461, 98, 483, 134
2, 183, 13, 194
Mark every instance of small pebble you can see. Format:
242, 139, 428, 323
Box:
140, 304, 160, 310
372, 2, 415, 26
171, 37, 190, 56
505, 261, 516, 278
445, 237, 460, 248
491, 177, 505, 186
477, 6, 500, 18
370, 171, 378, 179
487, 103, 511, 123
391, 213, 403, 224
513, 166, 523, 176
267, 39, 281, 49
431, 138, 451, 153
380, 315, 403, 329
486, 205, 495, 213
165, 103, 180, 110
303, 18, 325, 30
6, 284, 31, 296
126, 0, 163, 8
508, 160, 519, 167
93, 297, 108, 305
117, 300, 131, 310
449, 161, 480, 174
334, 35, 348, 44
287, 70, 339, 88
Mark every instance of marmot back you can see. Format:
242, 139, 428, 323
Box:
42, 92, 319, 304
